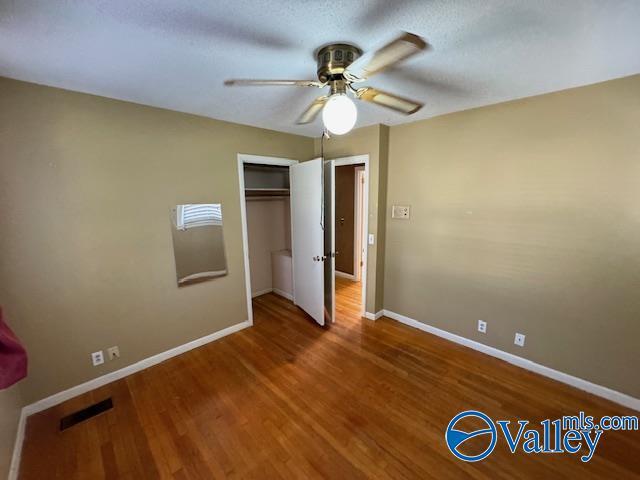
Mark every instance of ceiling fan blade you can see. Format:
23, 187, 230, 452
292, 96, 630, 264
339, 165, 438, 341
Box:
224, 79, 324, 87
355, 87, 423, 115
296, 96, 329, 124
345, 32, 430, 80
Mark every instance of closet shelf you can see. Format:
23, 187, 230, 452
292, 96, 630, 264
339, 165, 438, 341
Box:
245, 188, 290, 198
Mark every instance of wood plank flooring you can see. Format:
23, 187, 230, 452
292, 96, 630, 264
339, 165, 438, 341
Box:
19, 278, 640, 479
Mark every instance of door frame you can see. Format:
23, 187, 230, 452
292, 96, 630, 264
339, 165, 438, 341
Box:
354, 166, 366, 282
237, 154, 298, 325
332, 155, 369, 316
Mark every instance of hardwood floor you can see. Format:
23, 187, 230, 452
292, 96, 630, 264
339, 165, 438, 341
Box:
19, 282, 639, 479
335, 275, 362, 319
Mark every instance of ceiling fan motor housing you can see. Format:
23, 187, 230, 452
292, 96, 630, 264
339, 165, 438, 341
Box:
316, 43, 362, 83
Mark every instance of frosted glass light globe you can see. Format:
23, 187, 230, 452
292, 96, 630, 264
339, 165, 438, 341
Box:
322, 94, 357, 135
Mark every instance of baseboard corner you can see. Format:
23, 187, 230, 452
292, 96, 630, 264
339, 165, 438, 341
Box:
272, 288, 294, 301
335, 270, 357, 281
252, 288, 273, 298
364, 310, 384, 321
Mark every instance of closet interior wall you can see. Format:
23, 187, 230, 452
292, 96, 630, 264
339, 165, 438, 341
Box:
244, 164, 293, 299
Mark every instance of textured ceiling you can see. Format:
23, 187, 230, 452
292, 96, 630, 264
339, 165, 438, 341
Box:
1, 0, 639, 137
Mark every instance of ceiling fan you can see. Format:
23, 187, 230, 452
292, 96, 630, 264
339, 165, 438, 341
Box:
224, 32, 430, 135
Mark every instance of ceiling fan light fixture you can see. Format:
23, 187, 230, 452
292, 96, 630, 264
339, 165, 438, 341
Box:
224, 33, 428, 131
322, 94, 357, 135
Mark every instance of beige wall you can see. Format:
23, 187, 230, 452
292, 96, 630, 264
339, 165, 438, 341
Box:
314, 124, 389, 313
245, 198, 291, 295
0, 77, 313, 403
0, 386, 23, 478
385, 75, 640, 397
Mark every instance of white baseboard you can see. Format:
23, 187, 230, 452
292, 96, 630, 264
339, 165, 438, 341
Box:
364, 310, 384, 321
23, 320, 251, 416
252, 288, 293, 301
335, 270, 357, 281
252, 288, 273, 298
382, 310, 640, 412
272, 288, 293, 301
10, 320, 251, 480
8, 409, 27, 480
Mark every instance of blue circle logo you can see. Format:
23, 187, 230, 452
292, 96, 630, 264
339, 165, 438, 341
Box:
445, 410, 497, 462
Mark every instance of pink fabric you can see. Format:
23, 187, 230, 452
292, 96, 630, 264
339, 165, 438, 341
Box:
0, 307, 28, 389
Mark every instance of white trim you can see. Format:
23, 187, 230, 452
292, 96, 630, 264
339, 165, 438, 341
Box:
328, 159, 336, 323
331, 155, 369, 316
237, 154, 299, 325
8, 409, 27, 480
273, 288, 294, 301
9, 319, 250, 480
382, 310, 640, 412
251, 288, 294, 301
252, 288, 273, 298
354, 166, 365, 282
237, 154, 298, 167
335, 270, 356, 281
237, 159, 253, 325
333, 155, 367, 167
22, 321, 250, 416
364, 310, 384, 321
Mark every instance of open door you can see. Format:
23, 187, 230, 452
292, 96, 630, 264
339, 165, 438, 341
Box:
324, 160, 336, 323
290, 159, 326, 325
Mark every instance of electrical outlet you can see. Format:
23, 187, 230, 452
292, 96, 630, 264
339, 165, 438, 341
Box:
477, 320, 487, 334
107, 346, 120, 360
91, 351, 104, 366
392, 205, 411, 219
514, 333, 526, 347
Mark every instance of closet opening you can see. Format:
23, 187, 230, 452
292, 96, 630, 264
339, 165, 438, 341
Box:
238, 155, 298, 325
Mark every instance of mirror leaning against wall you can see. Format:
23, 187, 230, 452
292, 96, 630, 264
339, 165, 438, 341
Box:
170, 204, 228, 286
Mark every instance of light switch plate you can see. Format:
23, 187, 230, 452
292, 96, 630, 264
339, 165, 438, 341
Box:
392, 205, 411, 219
368, 234, 375, 245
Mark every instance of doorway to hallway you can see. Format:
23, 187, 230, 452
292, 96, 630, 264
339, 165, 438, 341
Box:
334, 161, 366, 318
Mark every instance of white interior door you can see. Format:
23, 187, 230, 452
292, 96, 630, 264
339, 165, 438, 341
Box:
290, 159, 325, 325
